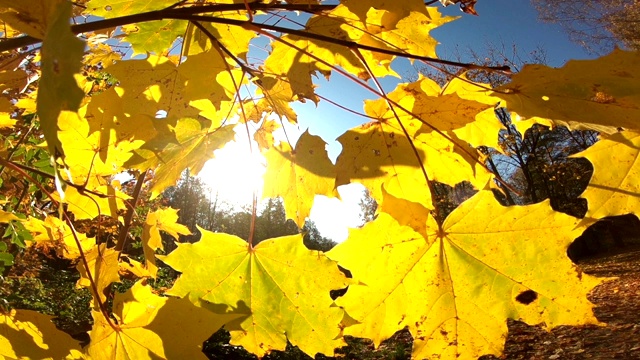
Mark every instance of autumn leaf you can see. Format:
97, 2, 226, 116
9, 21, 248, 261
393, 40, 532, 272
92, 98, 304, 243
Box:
77, 244, 120, 309
86, 282, 240, 360
85, 0, 177, 18
493, 49, 640, 133
0, 0, 62, 38
128, 117, 236, 199
366, 75, 503, 150
1, 309, 83, 360
58, 180, 130, 221
23, 216, 96, 260
335, 119, 490, 210
573, 130, 640, 219
445, 74, 552, 137
328, 190, 602, 359
263, 131, 337, 226
123, 20, 188, 56
162, 229, 349, 357
85, 87, 158, 164
182, 15, 257, 60
142, 208, 191, 278
106, 55, 197, 120
37, 1, 85, 158
254, 118, 280, 150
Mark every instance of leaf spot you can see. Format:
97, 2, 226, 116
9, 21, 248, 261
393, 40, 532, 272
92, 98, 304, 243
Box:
515, 290, 537, 305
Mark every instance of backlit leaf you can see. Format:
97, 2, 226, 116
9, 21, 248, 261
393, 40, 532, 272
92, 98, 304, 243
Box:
142, 208, 191, 278
37, 1, 85, 158
1, 309, 83, 360
494, 49, 640, 133
574, 130, 640, 219
77, 244, 120, 309
23, 216, 95, 260
123, 20, 188, 56
162, 230, 349, 357
328, 191, 602, 359
86, 282, 240, 360
263, 131, 337, 226
129, 118, 236, 199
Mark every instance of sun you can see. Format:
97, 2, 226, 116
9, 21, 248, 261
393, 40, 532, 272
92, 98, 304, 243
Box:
197, 136, 266, 206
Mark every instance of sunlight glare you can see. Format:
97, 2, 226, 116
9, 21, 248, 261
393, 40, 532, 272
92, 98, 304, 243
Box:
197, 134, 266, 207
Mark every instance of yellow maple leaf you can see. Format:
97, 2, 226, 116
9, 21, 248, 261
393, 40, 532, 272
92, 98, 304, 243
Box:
445, 74, 552, 137
85, 87, 158, 164
123, 19, 187, 56
328, 190, 603, 360
0, 0, 65, 39
58, 110, 133, 178
53, 176, 130, 221
254, 118, 280, 150
1, 309, 83, 359
23, 216, 95, 260
142, 208, 191, 278
85, 0, 177, 18
86, 282, 240, 360
76, 244, 120, 309
366, 75, 502, 149
182, 16, 257, 60
263, 131, 337, 226
106, 55, 199, 121
573, 130, 640, 219
335, 120, 490, 210
36, 1, 85, 158
128, 118, 236, 199
493, 49, 640, 133
162, 230, 349, 357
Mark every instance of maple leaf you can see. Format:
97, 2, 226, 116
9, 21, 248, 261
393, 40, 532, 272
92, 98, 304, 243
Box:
123, 20, 188, 56
182, 16, 257, 60
37, 1, 85, 158
142, 208, 191, 278
493, 49, 640, 133
85, 87, 158, 165
0, 0, 61, 38
444, 74, 553, 137
162, 230, 349, 357
263, 131, 337, 226
58, 110, 133, 179
335, 120, 490, 210
106, 55, 198, 121
366, 75, 502, 149
1, 309, 83, 359
23, 216, 96, 260
85, 0, 177, 18
328, 190, 602, 359
573, 130, 640, 219
254, 118, 280, 150
86, 282, 240, 360
128, 117, 236, 199
57, 180, 130, 221
77, 244, 120, 309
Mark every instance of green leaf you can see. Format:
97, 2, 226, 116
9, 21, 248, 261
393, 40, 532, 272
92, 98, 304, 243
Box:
37, 1, 85, 158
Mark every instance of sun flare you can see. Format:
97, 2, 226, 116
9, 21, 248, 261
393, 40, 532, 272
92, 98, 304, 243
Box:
197, 136, 266, 206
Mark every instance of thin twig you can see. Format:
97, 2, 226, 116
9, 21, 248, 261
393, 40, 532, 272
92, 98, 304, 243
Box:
115, 170, 148, 252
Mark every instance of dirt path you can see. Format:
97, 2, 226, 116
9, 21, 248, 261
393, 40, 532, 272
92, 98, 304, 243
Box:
482, 248, 640, 360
